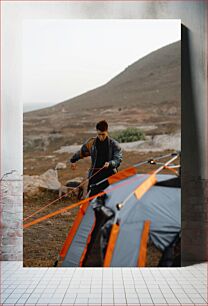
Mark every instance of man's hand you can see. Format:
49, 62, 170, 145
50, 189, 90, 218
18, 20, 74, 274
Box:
104, 162, 110, 168
71, 162, 77, 170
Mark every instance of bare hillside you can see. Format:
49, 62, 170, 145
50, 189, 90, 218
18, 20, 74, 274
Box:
25, 41, 180, 116
24, 41, 180, 151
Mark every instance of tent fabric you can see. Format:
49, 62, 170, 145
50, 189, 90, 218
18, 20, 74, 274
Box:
62, 174, 180, 267
62, 205, 95, 267
60, 202, 89, 258
101, 174, 180, 266
110, 221, 146, 267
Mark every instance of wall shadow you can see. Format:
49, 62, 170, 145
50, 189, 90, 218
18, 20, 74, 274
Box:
181, 25, 207, 266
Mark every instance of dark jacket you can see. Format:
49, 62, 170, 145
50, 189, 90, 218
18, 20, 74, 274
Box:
70, 137, 122, 177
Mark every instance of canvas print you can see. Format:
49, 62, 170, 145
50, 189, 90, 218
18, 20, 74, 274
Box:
23, 19, 181, 267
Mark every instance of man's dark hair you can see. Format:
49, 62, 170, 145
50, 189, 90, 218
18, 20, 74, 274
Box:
96, 120, 108, 131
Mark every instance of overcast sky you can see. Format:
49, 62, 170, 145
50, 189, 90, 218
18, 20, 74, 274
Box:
22, 19, 180, 112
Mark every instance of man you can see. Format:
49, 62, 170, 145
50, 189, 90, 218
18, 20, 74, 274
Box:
70, 120, 122, 196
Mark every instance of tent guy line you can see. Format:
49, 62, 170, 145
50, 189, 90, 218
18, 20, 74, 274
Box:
111, 154, 178, 225
23, 152, 180, 230
24, 152, 176, 223
23, 165, 106, 222
91, 152, 179, 188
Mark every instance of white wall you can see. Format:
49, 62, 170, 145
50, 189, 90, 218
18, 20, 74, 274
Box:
1, 1, 207, 179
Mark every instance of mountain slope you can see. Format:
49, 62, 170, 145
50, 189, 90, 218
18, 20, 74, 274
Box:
25, 41, 180, 117
24, 41, 180, 151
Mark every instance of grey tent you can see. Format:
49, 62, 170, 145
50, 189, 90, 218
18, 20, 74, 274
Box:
60, 172, 181, 267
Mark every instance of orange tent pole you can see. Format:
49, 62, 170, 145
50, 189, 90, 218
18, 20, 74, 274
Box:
103, 223, 120, 267
134, 174, 157, 200
137, 220, 151, 267
108, 167, 137, 185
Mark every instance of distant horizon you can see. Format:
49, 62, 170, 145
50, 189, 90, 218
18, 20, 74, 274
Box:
22, 19, 180, 112
23, 102, 57, 113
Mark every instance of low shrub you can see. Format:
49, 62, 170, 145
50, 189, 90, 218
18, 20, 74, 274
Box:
111, 128, 145, 143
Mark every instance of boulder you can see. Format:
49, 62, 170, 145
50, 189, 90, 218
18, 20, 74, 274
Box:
39, 169, 61, 190
55, 162, 67, 170
24, 169, 61, 198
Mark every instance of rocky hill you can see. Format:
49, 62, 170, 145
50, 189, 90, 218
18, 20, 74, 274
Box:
24, 41, 180, 151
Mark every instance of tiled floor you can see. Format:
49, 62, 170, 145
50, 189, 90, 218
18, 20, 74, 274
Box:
0, 261, 207, 305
